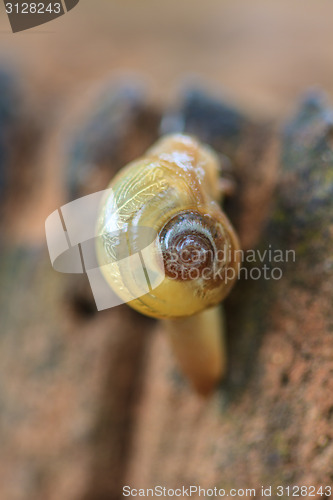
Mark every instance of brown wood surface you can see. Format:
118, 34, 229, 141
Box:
0, 2, 333, 499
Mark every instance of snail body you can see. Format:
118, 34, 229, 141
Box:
97, 134, 240, 316
96, 134, 240, 394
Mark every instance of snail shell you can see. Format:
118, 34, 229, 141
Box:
96, 134, 240, 318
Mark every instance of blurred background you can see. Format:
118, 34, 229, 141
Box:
1, 0, 333, 241
0, 1, 333, 499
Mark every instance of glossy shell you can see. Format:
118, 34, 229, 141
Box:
96, 134, 240, 318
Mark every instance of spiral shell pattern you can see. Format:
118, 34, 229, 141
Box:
96, 134, 240, 318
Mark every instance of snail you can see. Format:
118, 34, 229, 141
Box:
96, 134, 241, 395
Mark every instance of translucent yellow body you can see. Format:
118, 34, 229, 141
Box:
96, 134, 240, 319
